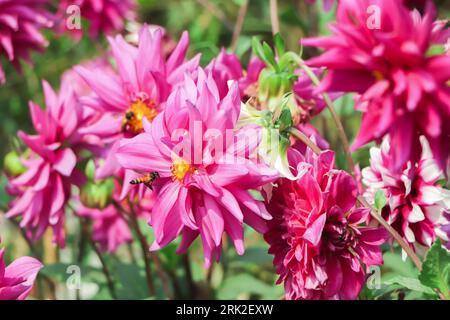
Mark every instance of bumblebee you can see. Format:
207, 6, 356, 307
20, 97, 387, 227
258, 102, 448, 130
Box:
122, 111, 135, 132
130, 172, 160, 190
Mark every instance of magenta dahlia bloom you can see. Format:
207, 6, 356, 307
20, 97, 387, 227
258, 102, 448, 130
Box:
362, 137, 450, 248
6, 80, 95, 246
0, 0, 53, 84
58, 0, 135, 39
0, 249, 42, 300
239, 57, 266, 98
293, 68, 337, 124
78, 204, 132, 253
76, 25, 199, 179
116, 69, 278, 267
303, 0, 450, 173
265, 149, 388, 300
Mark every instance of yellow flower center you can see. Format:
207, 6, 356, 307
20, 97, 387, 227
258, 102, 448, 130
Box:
122, 100, 158, 134
171, 158, 193, 182
373, 71, 384, 81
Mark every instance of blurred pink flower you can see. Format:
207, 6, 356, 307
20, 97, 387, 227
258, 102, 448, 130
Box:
239, 57, 266, 98
58, 0, 136, 39
0, 0, 53, 84
116, 69, 278, 267
0, 249, 42, 300
362, 137, 450, 248
78, 204, 132, 253
303, 0, 450, 174
293, 68, 339, 124
6, 80, 96, 246
265, 149, 388, 300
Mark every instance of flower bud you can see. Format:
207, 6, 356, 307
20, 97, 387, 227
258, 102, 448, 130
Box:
80, 178, 115, 209
3, 151, 26, 177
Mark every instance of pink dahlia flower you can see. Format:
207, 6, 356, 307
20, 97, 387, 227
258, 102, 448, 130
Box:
206, 49, 244, 99
0, 249, 43, 300
239, 57, 266, 98
303, 0, 450, 173
362, 137, 450, 248
116, 69, 278, 267
265, 149, 388, 300
78, 204, 132, 253
293, 68, 338, 124
0, 0, 53, 84
58, 0, 136, 39
76, 26, 199, 179
6, 80, 96, 246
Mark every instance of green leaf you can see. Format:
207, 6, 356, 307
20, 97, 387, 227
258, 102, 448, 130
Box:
251, 37, 266, 63
384, 276, 436, 296
40, 263, 104, 284
273, 33, 285, 57
419, 240, 450, 299
262, 42, 278, 70
217, 274, 281, 299
84, 159, 96, 181
383, 250, 418, 278
113, 262, 150, 300
374, 190, 387, 211
277, 108, 293, 132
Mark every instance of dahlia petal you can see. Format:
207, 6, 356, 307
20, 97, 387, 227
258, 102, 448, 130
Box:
117, 138, 171, 175
178, 186, 197, 230
409, 203, 426, 223
419, 186, 445, 204
325, 171, 357, 213
208, 164, 249, 186
303, 214, 326, 246
167, 31, 189, 75
53, 148, 76, 177
151, 181, 181, 243
216, 187, 244, 222
202, 194, 225, 247
75, 66, 128, 112
359, 228, 389, 246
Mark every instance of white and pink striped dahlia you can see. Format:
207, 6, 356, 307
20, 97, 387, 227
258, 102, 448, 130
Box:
362, 137, 450, 249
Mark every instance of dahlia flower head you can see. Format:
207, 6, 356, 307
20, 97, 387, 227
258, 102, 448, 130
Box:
303, 0, 450, 174
0, 248, 42, 300
77, 203, 132, 253
362, 137, 450, 249
0, 0, 53, 84
76, 25, 200, 179
265, 148, 388, 300
116, 68, 279, 267
6, 80, 98, 246
205, 49, 266, 100
58, 0, 136, 39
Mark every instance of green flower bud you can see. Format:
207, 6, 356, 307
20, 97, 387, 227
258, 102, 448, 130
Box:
80, 178, 115, 209
4, 151, 27, 177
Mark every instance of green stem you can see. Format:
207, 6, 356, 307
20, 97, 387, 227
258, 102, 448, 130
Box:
80, 218, 118, 299
298, 60, 356, 173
